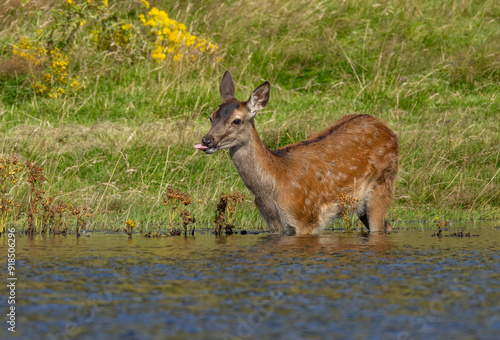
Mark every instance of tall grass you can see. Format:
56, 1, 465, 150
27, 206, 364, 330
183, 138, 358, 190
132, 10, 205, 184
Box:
0, 0, 498, 230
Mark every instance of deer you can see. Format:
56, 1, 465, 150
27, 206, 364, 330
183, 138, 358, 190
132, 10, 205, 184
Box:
194, 71, 399, 235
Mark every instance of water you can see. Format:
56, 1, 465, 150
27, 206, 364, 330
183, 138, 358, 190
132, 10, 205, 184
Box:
2, 227, 500, 340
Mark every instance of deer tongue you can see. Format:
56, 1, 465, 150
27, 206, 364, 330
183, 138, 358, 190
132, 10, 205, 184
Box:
194, 144, 208, 150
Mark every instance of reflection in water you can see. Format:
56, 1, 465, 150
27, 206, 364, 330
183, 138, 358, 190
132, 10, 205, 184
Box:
256, 232, 392, 252
2, 228, 500, 340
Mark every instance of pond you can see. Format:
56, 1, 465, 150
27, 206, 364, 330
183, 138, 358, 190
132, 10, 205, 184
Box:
2, 226, 500, 340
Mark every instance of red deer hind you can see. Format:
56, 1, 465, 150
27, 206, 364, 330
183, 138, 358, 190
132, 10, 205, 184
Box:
195, 71, 398, 235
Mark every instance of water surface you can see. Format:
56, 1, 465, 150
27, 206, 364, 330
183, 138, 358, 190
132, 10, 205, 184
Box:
2, 227, 500, 339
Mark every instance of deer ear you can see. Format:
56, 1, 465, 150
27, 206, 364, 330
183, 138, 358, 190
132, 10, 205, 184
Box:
220, 71, 235, 103
247, 81, 270, 117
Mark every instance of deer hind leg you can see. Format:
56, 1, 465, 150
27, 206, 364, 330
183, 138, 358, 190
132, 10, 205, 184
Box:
357, 183, 393, 233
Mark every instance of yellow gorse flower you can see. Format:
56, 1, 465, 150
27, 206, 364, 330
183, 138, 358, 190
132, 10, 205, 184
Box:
113, 23, 133, 48
152, 45, 166, 63
12, 37, 47, 66
139, 6, 219, 63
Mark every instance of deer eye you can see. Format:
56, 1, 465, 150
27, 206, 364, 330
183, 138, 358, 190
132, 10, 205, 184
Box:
232, 119, 241, 125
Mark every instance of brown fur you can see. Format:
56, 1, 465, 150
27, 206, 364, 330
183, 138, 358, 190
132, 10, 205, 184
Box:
200, 71, 399, 234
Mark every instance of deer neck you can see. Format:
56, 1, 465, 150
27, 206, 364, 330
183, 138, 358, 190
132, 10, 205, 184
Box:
229, 126, 277, 198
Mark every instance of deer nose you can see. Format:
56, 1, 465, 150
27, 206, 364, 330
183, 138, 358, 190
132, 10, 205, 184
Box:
202, 136, 214, 147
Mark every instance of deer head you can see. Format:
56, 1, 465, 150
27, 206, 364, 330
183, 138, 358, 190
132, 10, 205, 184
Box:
194, 71, 270, 154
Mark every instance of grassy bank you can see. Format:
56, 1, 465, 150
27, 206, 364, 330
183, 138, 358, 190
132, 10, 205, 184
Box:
0, 0, 499, 233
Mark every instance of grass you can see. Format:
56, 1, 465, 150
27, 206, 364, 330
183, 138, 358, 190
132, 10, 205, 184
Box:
0, 0, 499, 232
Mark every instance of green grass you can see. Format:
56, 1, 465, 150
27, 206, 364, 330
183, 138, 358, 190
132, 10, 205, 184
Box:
0, 0, 499, 232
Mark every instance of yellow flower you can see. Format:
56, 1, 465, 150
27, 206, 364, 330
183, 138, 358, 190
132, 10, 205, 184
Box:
140, 0, 150, 9
152, 46, 166, 63
139, 6, 220, 62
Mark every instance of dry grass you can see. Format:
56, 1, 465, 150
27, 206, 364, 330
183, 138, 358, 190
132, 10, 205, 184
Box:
4, 120, 206, 155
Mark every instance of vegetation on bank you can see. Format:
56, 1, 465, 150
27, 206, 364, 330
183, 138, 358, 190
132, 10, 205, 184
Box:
0, 0, 498, 233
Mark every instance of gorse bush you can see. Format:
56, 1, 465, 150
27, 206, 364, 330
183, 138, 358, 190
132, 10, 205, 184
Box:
8, 0, 220, 97
139, 0, 219, 63
13, 37, 81, 98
